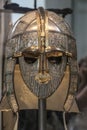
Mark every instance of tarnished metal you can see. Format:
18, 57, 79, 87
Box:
0, 7, 78, 113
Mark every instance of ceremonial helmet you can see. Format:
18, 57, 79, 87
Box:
6, 7, 77, 102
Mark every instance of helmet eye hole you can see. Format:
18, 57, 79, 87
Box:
23, 50, 39, 64
48, 56, 62, 64
47, 51, 63, 64
24, 57, 37, 64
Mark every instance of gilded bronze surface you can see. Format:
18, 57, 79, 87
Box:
0, 7, 78, 113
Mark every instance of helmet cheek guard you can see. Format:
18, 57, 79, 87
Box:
1, 7, 78, 112
64, 39, 78, 111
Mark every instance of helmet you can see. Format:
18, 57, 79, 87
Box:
5, 7, 78, 111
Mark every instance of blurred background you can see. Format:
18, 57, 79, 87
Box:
0, 0, 87, 130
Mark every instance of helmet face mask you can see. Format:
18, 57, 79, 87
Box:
19, 47, 67, 98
